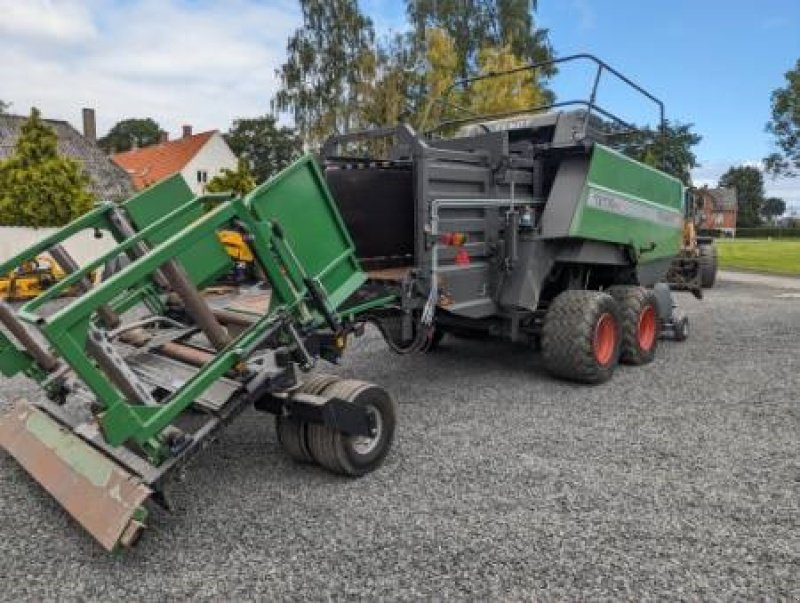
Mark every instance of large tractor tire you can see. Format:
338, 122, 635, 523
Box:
607, 286, 660, 365
699, 243, 717, 288
306, 379, 396, 477
541, 290, 622, 384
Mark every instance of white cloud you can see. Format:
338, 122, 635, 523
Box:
0, 0, 97, 44
0, 0, 300, 137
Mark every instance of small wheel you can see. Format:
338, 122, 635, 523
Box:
541, 290, 622, 384
306, 379, 396, 476
275, 374, 341, 464
275, 416, 313, 463
607, 286, 660, 365
674, 315, 689, 342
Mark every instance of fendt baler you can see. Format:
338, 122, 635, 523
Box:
0, 157, 399, 551
322, 54, 690, 381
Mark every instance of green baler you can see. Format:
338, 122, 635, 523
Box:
0, 156, 397, 551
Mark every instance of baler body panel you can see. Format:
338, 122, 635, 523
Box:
568, 144, 684, 263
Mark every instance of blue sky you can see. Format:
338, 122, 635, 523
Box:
1, 0, 798, 205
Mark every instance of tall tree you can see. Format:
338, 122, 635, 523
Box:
0, 108, 94, 227
98, 118, 162, 153
225, 115, 302, 183
761, 197, 786, 223
719, 165, 764, 228
0, 99, 9, 114
407, 0, 553, 81
615, 121, 702, 185
765, 58, 800, 176
274, 0, 376, 146
469, 43, 548, 116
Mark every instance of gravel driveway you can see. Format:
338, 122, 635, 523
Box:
1, 276, 799, 600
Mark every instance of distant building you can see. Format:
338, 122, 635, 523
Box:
0, 108, 135, 202
112, 125, 237, 195
696, 187, 737, 236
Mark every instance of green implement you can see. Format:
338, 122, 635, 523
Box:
0, 155, 398, 552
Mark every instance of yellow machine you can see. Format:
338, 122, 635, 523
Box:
0, 255, 67, 301
217, 229, 257, 282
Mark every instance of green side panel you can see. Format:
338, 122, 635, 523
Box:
122, 174, 232, 287
245, 155, 365, 309
570, 144, 684, 262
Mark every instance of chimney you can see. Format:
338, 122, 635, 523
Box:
159, 130, 169, 143
182, 124, 192, 139
82, 107, 96, 143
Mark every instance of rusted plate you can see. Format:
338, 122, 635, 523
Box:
0, 400, 152, 552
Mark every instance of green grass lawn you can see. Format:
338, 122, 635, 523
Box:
716, 238, 800, 275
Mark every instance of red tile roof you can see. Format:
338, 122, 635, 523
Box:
111, 130, 216, 190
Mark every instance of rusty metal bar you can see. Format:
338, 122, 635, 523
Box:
106, 206, 171, 290
0, 300, 59, 372
48, 244, 121, 329
159, 260, 231, 351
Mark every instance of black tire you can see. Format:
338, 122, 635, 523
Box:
275, 416, 314, 464
674, 315, 690, 342
306, 379, 396, 477
541, 290, 622, 384
699, 244, 717, 288
607, 286, 660, 366
274, 374, 341, 464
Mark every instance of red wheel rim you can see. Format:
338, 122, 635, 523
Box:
637, 305, 657, 352
593, 312, 616, 366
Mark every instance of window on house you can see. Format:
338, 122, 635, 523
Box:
197, 170, 208, 184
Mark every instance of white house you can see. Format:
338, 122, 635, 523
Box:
112, 125, 237, 195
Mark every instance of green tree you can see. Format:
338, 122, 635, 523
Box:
0, 108, 94, 227
719, 165, 764, 228
0, 99, 9, 114
615, 121, 702, 185
765, 58, 800, 176
274, 0, 376, 146
407, 0, 553, 81
98, 118, 162, 153
225, 115, 302, 183
761, 196, 786, 223
470, 42, 548, 115
206, 158, 256, 197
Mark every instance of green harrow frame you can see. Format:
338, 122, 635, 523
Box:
0, 155, 397, 551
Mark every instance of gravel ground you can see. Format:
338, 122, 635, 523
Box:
1, 276, 799, 600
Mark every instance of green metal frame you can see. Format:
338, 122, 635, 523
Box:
0, 155, 396, 462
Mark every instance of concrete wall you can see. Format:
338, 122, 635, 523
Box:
180, 132, 238, 195
0, 226, 117, 265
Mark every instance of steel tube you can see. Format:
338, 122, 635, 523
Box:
48, 244, 121, 329
0, 301, 60, 372
159, 261, 231, 351
106, 207, 170, 290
